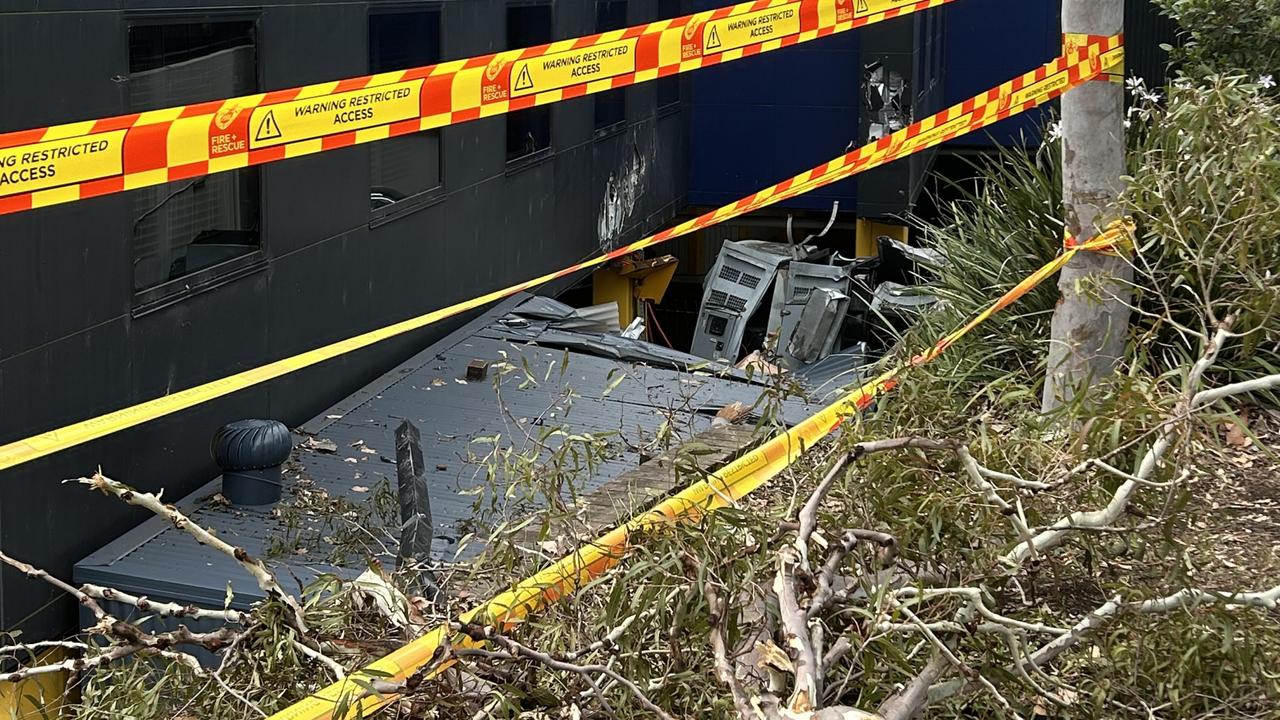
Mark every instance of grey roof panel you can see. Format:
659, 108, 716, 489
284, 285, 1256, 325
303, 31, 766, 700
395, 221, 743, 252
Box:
75, 294, 819, 611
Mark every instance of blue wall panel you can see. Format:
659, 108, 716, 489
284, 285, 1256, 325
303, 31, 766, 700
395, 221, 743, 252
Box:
688, 0, 861, 210
943, 0, 1060, 146
686, 0, 1061, 209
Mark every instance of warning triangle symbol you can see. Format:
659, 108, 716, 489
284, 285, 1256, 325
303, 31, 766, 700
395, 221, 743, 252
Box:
514, 65, 535, 92
706, 25, 722, 50
255, 110, 282, 142
856, 0, 869, 12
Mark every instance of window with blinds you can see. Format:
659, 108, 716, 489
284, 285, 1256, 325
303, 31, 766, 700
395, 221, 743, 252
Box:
127, 21, 261, 296
369, 9, 443, 212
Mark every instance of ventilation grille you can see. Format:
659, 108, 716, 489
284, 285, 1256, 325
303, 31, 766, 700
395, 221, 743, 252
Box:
719, 264, 764, 291
708, 290, 749, 313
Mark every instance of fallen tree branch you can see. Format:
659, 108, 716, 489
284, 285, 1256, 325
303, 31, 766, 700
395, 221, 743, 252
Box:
81, 583, 248, 624
1, 624, 239, 683
876, 654, 948, 720
74, 471, 309, 633
795, 453, 853, 569
809, 529, 898, 619
955, 447, 1041, 558
0, 640, 90, 656
896, 587, 1070, 636
704, 574, 763, 719
929, 582, 1280, 704
889, 598, 1023, 720
0, 642, 140, 682
0, 549, 106, 620
1003, 318, 1280, 566
292, 638, 346, 681
775, 547, 819, 713
455, 621, 675, 720
795, 438, 948, 569
1191, 374, 1280, 410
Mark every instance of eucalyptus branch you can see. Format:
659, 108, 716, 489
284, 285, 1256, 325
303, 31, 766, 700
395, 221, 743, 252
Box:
1, 624, 239, 684
0, 549, 106, 620
292, 639, 346, 681
1192, 373, 1280, 410
1005, 317, 1251, 565
896, 587, 1071, 636
455, 621, 675, 720
955, 446, 1041, 557
809, 528, 898, 619
775, 547, 820, 713
0, 640, 90, 656
795, 452, 853, 569
876, 654, 949, 720
929, 582, 1280, 705
888, 598, 1023, 720
703, 574, 763, 719
81, 583, 248, 624
796, 437, 953, 568
0, 643, 140, 683
73, 471, 309, 633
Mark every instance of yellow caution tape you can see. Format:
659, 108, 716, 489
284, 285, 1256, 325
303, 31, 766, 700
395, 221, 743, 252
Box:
264, 35, 1124, 720
0, 0, 956, 217
0, 35, 1122, 475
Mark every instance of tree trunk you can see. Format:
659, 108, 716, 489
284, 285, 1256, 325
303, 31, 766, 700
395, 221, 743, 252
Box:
1041, 1, 1130, 413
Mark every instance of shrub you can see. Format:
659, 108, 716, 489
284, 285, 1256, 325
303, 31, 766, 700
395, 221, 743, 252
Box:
1154, 0, 1280, 79
1124, 74, 1280, 390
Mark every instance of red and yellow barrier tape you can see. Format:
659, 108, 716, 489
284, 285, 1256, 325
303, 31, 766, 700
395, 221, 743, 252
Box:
0, 34, 1123, 474
0, 0, 953, 217
264, 36, 1125, 720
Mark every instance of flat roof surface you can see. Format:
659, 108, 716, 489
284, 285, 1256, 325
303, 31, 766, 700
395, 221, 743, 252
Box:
75, 295, 820, 609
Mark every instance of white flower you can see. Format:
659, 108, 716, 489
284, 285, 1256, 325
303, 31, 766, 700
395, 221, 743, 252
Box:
1259, 74, 1276, 89
1125, 76, 1145, 91
1046, 121, 1063, 142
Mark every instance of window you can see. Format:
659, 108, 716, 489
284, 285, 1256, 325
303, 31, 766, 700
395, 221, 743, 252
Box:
507, 4, 553, 163
369, 9, 443, 211
128, 21, 261, 296
656, 0, 680, 109
594, 1, 627, 132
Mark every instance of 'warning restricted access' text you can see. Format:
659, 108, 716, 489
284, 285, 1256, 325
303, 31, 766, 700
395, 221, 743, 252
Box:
248, 80, 424, 149
0, 132, 125, 197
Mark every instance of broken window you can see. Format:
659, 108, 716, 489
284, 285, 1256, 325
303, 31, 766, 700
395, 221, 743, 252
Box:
862, 58, 911, 141
128, 20, 261, 299
594, 0, 628, 132
507, 4, 553, 163
369, 8, 444, 211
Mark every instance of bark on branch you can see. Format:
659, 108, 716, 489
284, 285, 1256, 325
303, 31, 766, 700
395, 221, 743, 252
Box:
74, 471, 309, 633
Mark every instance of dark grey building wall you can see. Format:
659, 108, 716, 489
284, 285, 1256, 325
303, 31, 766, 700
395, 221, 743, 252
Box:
0, 0, 689, 639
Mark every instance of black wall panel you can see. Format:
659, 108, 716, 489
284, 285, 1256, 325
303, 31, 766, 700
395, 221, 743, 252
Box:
0, 0, 689, 639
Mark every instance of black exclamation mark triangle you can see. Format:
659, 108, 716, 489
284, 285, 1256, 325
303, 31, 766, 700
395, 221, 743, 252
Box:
513, 65, 535, 92
706, 25, 722, 50
856, 0, 870, 13
255, 110, 282, 143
